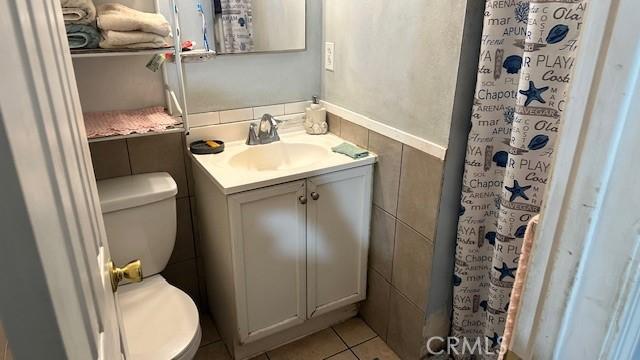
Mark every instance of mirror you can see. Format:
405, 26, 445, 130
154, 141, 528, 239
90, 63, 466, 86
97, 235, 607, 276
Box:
212, 0, 306, 54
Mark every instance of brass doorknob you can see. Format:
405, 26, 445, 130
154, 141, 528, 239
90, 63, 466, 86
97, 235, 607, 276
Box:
108, 259, 143, 292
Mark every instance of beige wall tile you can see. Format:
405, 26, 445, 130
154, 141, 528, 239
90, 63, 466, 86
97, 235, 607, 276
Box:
327, 112, 341, 135
267, 328, 346, 360
200, 314, 221, 346
127, 132, 189, 198
326, 350, 358, 360
333, 317, 376, 347
169, 197, 195, 264
386, 288, 426, 360
368, 132, 403, 215
162, 259, 200, 307
89, 139, 131, 180
351, 337, 400, 360
369, 206, 396, 281
340, 120, 369, 149
397, 146, 444, 240
359, 268, 391, 340
392, 221, 433, 311
195, 341, 231, 360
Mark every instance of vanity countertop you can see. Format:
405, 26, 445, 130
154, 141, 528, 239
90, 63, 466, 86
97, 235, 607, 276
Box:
190, 131, 377, 194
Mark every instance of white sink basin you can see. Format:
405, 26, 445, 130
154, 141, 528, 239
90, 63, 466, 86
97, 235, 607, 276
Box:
228, 142, 327, 171
190, 131, 376, 194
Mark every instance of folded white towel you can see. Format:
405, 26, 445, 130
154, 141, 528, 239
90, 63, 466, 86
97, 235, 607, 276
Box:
97, 3, 171, 37
99, 30, 172, 49
60, 0, 96, 24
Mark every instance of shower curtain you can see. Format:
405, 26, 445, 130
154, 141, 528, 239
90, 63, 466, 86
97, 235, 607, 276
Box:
451, 1, 587, 358
219, 0, 254, 53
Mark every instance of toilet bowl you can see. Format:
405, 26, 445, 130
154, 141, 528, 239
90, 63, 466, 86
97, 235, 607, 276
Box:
97, 172, 201, 360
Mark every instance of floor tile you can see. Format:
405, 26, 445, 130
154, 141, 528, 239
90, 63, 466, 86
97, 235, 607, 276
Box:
326, 349, 358, 360
195, 341, 231, 360
267, 328, 347, 360
333, 318, 376, 347
351, 337, 400, 360
200, 313, 221, 346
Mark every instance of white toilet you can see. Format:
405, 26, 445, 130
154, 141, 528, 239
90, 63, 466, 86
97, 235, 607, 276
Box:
97, 172, 201, 360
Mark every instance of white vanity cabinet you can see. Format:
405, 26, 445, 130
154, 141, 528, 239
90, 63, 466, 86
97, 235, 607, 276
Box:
228, 180, 308, 343
305, 167, 372, 319
228, 165, 372, 343
193, 162, 373, 356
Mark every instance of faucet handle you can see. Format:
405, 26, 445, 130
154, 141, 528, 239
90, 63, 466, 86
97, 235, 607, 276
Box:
246, 122, 260, 145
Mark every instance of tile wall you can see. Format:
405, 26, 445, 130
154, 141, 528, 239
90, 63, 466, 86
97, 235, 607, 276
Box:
327, 113, 447, 360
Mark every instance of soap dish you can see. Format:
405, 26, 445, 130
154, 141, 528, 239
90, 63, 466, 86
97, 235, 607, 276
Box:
190, 140, 225, 155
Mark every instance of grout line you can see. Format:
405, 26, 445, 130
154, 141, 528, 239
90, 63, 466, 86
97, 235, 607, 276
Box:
350, 348, 362, 360
331, 326, 350, 349
347, 334, 378, 350
124, 138, 133, 175
322, 349, 352, 360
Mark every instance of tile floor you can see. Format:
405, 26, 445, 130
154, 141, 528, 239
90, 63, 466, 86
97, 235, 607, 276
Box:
196, 315, 401, 360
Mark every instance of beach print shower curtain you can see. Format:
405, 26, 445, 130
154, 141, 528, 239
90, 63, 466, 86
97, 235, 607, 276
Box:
220, 0, 254, 53
451, 1, 586, 358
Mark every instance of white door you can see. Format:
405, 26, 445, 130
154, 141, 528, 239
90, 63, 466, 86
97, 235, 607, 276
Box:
228, 180, 308, 343
0, 1, 123, 358
306, 166, 373, 318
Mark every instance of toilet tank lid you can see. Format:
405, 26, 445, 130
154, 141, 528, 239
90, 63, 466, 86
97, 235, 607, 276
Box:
97, 172, 178, 213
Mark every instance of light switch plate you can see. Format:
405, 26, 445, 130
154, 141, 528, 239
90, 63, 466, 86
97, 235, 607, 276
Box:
325, 42, 335, 71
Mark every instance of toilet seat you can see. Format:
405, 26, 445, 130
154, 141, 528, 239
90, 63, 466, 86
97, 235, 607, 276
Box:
118, 275, 201, 360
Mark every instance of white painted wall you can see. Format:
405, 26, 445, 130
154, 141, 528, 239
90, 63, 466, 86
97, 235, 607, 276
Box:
321, 0, 479, 147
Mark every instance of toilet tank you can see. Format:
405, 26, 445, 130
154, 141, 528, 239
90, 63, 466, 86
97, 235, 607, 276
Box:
97, 172, 178, 277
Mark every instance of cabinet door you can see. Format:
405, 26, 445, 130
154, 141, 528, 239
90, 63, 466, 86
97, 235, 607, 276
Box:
306, 165, 373, 318
228, 180, 307, 343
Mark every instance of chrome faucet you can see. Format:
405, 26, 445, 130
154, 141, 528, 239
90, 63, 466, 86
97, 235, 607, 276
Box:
246, 114, 285, 145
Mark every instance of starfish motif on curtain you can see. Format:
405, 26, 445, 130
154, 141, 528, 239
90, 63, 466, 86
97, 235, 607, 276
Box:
505, 180, 531, 202
487, 332, 502, 348
519, 80, 549, 106
494, 262, 518, 281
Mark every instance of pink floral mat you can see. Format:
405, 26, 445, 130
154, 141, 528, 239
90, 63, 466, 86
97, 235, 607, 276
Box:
84, 106, 181, 139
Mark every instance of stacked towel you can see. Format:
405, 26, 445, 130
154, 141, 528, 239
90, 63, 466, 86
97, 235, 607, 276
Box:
61, 0, 96, 25
65, 24, 100, 49
97, 3, 172, 49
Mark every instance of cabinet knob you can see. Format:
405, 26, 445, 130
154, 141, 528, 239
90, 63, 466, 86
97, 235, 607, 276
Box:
310, 192, 320, 200
298, 195, 307, 204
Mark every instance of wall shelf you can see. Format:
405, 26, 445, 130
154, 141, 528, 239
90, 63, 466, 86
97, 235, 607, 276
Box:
71, 47, 174, 58
87, 126, 185, 143
70, 0, 194, 139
